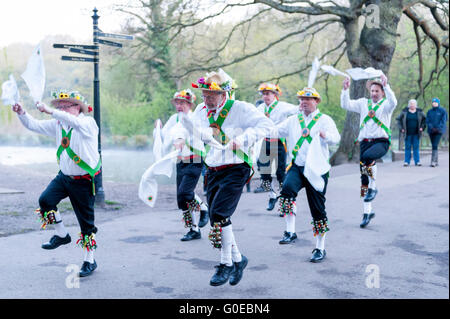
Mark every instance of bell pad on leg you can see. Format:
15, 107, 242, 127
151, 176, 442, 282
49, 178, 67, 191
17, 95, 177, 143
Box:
35, 208, 57, 230
312, 218, 329, 236
278, 197, 295, 217
76, 233, 97, 251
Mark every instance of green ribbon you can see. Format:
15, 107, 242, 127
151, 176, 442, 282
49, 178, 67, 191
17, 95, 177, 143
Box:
56, 128, 101, 195
207, 100, 254, 172
355, 98, 391, 143
291, 112, 323, 160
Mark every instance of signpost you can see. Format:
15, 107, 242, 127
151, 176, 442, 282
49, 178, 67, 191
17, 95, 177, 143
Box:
53, 7, 133, 207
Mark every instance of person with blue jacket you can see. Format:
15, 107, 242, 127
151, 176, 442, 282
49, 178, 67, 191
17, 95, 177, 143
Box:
426, 98, 448, 167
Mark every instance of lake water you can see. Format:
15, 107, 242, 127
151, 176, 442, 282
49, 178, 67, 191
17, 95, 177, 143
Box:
0, 145, 167, 184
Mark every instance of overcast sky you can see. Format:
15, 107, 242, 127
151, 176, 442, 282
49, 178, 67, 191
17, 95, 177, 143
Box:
0, 0, 131, 47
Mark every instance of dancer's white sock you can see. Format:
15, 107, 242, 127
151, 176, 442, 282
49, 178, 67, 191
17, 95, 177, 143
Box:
54, 211, 68, 238
84, 249, 95, 263
191, 210, 199, 232
231, 231, 242, 263
316, 232, 326, 250
220, 225, 233, 266
285, 203, 296, 233
363, 201, 372, 214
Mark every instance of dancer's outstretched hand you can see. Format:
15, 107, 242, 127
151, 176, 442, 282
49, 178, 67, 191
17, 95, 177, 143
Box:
12, 103, 25, 115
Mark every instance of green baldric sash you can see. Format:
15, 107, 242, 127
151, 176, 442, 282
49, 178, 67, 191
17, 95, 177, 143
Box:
56, 128, 101, 195
264, 100, 278, 117
291, 112, 323, 160
207, 100, 254, 173
264, 100, 287, 146
355, 98, 391, 143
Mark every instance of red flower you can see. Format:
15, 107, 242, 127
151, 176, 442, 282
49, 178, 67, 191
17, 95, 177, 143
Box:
191, 83, 199, 88
88, 106, 93, 112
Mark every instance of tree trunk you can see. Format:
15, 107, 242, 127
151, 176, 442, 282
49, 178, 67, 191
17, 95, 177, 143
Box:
331, 0, 403, 165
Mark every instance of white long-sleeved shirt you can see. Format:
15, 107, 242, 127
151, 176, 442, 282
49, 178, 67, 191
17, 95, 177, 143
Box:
274, 108, 340, 167
18, 110, 100, 176
340, 84, 397, 141
256, 100, 298, 139
190, 100, 274, 167
156, 111, 206, 157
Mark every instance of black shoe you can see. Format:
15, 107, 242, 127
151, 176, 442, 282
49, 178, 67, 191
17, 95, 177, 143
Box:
79, 260, 97, 277
267, 197, 278, 211
360, 212, 375, 228
210, 263, 233, 286
310, 248, 326, 263
246, 183, 251, 193
363, 188, 378, 202
198, 210, 209, 228
41, 234, 71, 250
229, 255, 248, 286
279, 231, 297, 244
181, 229, 201, 241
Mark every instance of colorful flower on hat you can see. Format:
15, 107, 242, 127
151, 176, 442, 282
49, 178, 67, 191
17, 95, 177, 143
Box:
191, 77, 232, 92
173, 88, 196, 103
297, 87, 320, 99
258, 83, 282, 95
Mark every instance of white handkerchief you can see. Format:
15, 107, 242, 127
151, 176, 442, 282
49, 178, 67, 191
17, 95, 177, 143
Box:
321, 65, 349, 78
304, 134, 331, 192
139, 150, 179, 207
152, 119, 163, 162
21, 43, 46, 104
1, 74, 20, 105
345, 67, 384, 81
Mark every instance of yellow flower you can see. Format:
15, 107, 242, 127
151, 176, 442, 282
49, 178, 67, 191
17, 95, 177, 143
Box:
210, 82, 221, 90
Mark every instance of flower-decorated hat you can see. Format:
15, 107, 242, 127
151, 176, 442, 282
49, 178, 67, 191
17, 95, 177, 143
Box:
171, 89, 196, 106
192, 68, 235, 93
50, 90, 92, 113
366, 78, 385, 92
297, 87, 321, 102
258, 83, 282, 96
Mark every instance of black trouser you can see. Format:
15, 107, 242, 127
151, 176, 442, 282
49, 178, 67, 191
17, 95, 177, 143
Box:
280, 163, 328, 222
429, 133, 443, 150
39, 171, 97, 236
257, 139, 287, 184
359, 139, 390, 186
205, 163, 251, 226
176, 161, 204, 211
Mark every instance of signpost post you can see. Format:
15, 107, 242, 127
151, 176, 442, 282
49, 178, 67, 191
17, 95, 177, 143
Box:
53, 7, 133, 207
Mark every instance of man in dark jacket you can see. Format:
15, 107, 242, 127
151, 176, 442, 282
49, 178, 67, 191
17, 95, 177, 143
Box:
426, 98, 448, 167
396, 99, 426, 166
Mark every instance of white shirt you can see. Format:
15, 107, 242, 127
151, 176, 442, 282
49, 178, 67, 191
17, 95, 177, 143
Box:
340, 84, 397, 141
274, 109, 340, 167
18, 110, 100, 176
191, 99, 274, 167
157, 111, 205, 157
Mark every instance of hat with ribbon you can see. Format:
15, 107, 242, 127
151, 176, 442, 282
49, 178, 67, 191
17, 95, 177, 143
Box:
191, 68, 235, 93
51, 89, 92, 113
296, 87, 321, 102
258, 83, 282, 96
171, 89, 196, 106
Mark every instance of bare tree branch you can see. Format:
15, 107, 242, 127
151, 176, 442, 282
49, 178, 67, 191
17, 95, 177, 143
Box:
254, 0, 355, 18
173, 17, 341, 78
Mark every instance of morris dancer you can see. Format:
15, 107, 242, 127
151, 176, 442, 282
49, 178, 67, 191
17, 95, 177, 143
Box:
254, 83, 298, 212
341, 74, 397, 228
275, 87, 340, 262
12, 90, 100, 277
155, 89, 209, 241
182, 70, 273, 286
